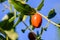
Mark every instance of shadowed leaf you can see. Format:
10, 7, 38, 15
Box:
48, 9, 56, 19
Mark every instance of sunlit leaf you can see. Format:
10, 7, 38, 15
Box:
48, 9, 56, 19
37, 0, 44, 11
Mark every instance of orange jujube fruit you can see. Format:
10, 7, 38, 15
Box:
31, 13, 42, 28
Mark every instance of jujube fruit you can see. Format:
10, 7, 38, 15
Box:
28, 32, 36, 40
31, 13, 42, 28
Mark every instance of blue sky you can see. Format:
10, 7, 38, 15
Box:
0, 0, 60, 40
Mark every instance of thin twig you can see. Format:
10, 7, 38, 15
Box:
22, 21, 33, 32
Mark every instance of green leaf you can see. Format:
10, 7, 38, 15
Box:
0, 0, 6, 3
0, 12, 14, 30
10, 0, 24, 12
10, 0, 30, 12
24, 4, 31, 11
37, 0, 44, 11
48, 9, 56, 19
10, 0, 36, 15
21, 8, 36, 15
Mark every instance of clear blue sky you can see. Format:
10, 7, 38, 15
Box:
0, 0, 60, 40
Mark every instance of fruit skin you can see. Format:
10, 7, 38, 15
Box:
28, 32, 36, 40
31, 13, 42, 28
